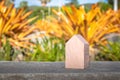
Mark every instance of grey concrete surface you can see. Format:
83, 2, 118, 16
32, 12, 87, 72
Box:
0, 61, 120, 80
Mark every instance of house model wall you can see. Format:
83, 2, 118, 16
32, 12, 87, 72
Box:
65, 34, 89, 69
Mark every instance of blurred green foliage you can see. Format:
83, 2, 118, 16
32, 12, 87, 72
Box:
25, 37, 65, 61
0, 37, 65, 61
108, 0, 120, 9
18, 1, 112, 24
0, 1, 119, 61
98, 2, 112, 11
0, 39, 20, 61
84, 2, 112, 12
25, 6, 60, 24
19, 1, 28, 8
0, 40, 12, 60
96, 41, 120, 61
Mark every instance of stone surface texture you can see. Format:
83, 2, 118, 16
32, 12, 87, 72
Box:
65, 34, 89, 69
0, 62, 120, 80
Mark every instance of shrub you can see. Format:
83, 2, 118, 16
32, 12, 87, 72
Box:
25, 37, 65, 61
0, 0, 37, 49
96, 41, 120, 61
35, 4, 120, 47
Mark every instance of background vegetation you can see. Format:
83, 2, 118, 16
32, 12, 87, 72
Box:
0, 0, 120, 61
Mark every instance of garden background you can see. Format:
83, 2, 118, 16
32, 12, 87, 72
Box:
0, 0, 120, 61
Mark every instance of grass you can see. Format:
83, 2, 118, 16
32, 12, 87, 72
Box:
25, 37, 65, 61
96, 41, 120, 61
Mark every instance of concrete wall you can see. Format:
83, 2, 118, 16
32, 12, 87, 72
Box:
0, 62, 120, 80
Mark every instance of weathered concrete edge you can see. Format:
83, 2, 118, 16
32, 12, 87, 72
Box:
0, 73, 120, 80
0, 61, 120, 80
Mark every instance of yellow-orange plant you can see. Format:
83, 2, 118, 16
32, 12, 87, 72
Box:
35, 4, 120, 47
0, 1, 37, 49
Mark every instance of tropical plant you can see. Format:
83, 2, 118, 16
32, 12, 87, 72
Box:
25, 37, 65, 61
0, 38, 30, 61
96, 41, 120, 61
35, 4, 120, 47
0, 0, 37, 49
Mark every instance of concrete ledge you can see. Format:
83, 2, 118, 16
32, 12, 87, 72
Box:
0, 61, 120, 80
